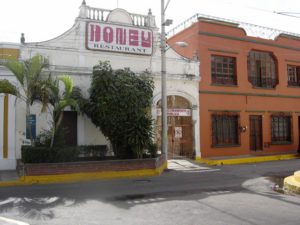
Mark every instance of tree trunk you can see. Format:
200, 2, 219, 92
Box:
50, 120, 56, 148
50, 112, 64, 148
26, 103, 34, 146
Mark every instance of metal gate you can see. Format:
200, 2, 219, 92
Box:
167, 116, 194, 159
155, 96, 194, 159
156, 113, 194, 159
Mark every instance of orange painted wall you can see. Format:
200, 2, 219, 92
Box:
169, 18, 300, 158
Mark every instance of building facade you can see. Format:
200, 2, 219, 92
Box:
0, 2, 200, 170
168, 15, 300, 158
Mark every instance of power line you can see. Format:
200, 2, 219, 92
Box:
274, 11, 300, 19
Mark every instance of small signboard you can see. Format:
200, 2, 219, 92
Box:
157, 108, 191, 117
175, 127, 182, 139
26, 114, 36, 139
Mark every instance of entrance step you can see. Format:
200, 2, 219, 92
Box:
167, 159, 219, 173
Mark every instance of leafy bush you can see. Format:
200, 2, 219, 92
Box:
35, 128, 67, 147
147, 142, 158, 158
84, 61, 154, 158
21, 145, 108, 163
77, 145, 107, 159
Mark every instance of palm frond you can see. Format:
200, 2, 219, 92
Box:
0, 79, 20, 97
0, 57, 25, 86
56, 98, 80, 114
58, 75, 73, 99
24, 55, 49, 84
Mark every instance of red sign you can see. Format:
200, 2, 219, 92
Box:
175, 127, 183, 138
157, 108, 191, 117
87, 22, 153, 55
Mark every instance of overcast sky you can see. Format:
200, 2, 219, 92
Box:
1, 0, 300, 43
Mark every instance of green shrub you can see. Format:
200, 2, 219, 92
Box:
84, 61, 154, 158
35, 128, 67, 147
148, 142, 158, 158
21, 145, 108, 163
77, 145, 108, 159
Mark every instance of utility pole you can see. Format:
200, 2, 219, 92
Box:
161, 0, 168, 160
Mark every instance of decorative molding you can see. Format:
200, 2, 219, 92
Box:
271, 141, 293, 145
208, 109, 241, 112
199, 90, 300, 99
245, 110, 265, 113
252, 87, 276, 90
287, 85, 300, 88
208, 48, 239, 55
268, 110, 293, 113
199, 32, 300, 52
210, 83, 239, 87
212, 144, 241, 148
286, 59, 300, 64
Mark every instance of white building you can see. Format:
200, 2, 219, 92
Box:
0, 1, 200, 170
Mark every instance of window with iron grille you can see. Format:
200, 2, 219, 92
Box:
271, 115, 292, 142
211, 55, 237, 85
287, 65, 300, 86
212, 114, 239, 146
247, 50, 278, 88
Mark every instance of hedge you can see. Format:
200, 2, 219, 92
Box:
21, 145, 108, 163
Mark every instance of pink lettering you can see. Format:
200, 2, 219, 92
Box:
116, 28, 126, 45
129, 29, 139, 46
103, 26, 113, 43
141, 31, 151, 47
90, 24, 101, 42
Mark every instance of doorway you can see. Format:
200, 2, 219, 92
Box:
156, 96, 194, 159
249, 115, 262, 152
60, 111, 78, 146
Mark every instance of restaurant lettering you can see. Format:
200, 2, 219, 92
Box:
87, 22, 152, 55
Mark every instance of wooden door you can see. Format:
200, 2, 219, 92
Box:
60, 111, 78, 146
249, 115, 262, 152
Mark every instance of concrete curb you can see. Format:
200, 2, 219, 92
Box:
195, 153, 300, 165
0, 161, 167, 187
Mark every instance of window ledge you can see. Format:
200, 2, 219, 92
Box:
271, 141, 293, 145
212, 144, 241, 148
287, 85, 300, 88
211, 83, 239, 87
252, 87, 276, 90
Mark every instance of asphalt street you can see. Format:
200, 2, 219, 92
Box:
0, 159, 300, 225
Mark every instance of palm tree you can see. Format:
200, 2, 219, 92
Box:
0, 55, 49, 145
43, 75, 80, 148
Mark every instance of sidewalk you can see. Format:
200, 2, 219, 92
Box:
1, 153, 300, 187
196, 152, 300, 165
0, 170, 19, 182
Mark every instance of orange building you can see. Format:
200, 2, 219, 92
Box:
168, 15, 300, 159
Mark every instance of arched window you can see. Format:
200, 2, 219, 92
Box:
247, 50, 278, 88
